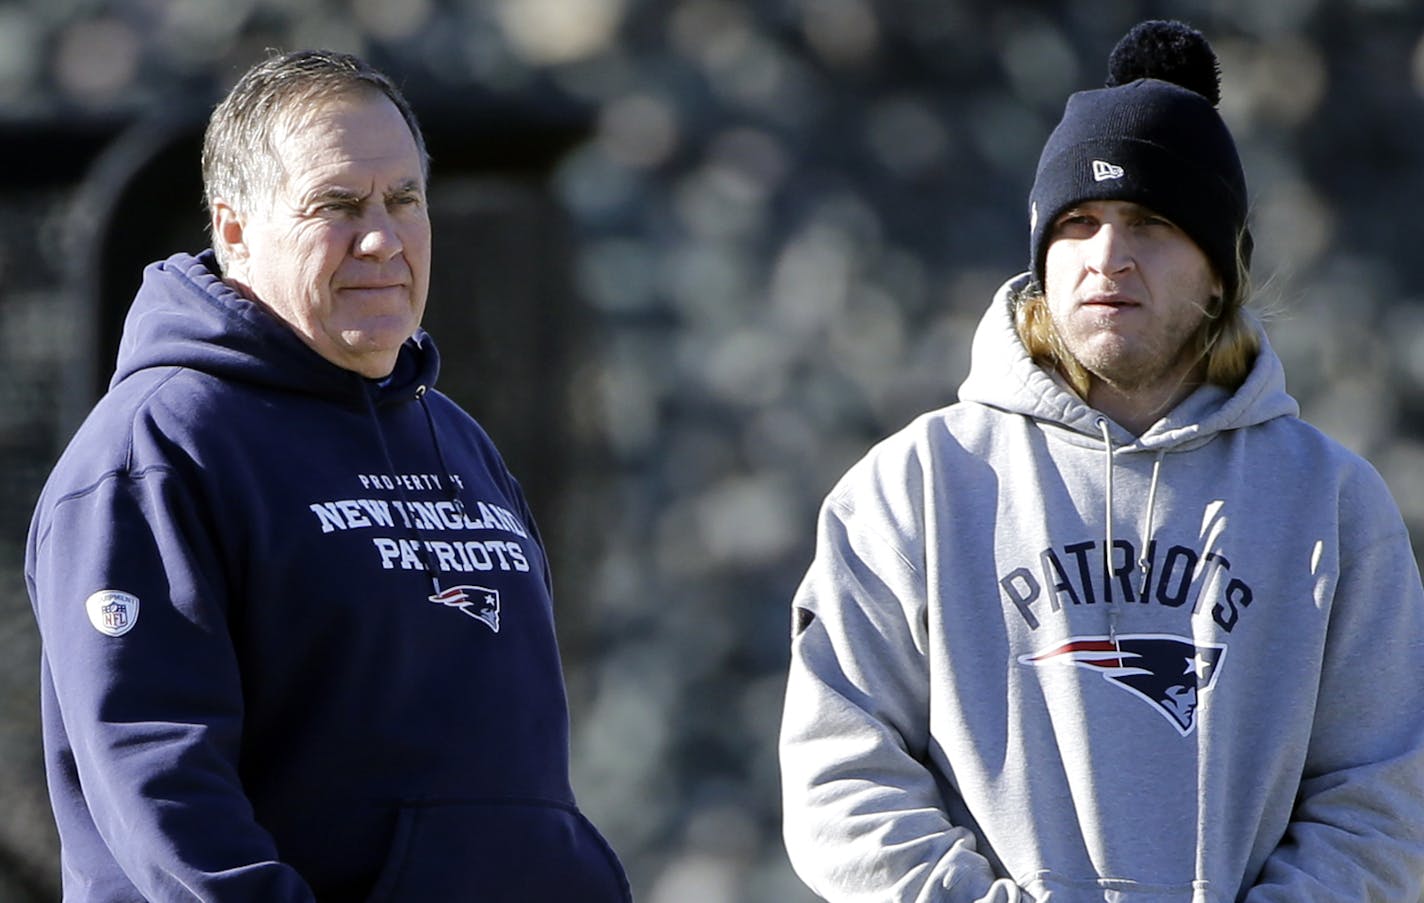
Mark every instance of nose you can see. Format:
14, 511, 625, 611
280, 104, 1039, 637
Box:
1084, 223, 1133, 277
354, 211, 403, 262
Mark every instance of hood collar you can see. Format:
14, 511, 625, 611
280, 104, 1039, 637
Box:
956, 274, 1299, 451
112, 251, 439, 406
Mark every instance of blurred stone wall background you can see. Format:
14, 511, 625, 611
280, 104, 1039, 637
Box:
4, 0, 1424, 900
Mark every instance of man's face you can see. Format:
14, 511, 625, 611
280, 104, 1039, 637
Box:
218, 91, 430, 378
1044, 199, 1222, 395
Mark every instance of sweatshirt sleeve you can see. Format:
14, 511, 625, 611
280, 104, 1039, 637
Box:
29, 465, 316, 901
1245, 470, 1424, 902
779, 493, 1023, 903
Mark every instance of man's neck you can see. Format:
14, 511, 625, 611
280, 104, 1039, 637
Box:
1085, 375, 1200, 437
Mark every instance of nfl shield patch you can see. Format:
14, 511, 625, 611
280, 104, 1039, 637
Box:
85, 590, 140, 637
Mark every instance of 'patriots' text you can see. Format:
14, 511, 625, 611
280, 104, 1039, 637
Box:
1000, 538, 1254, 632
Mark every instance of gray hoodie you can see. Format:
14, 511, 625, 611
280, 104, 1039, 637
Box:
780, 276, 1424, 902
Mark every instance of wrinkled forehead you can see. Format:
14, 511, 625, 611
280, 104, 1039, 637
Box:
269, 87, 402, 148
266, 89, 425, 186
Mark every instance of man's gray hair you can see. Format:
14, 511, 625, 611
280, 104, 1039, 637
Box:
201, 49, 429, 271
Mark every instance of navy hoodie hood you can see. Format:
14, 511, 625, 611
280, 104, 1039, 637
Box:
27, 251, 630, 901
113, 250, 440, 403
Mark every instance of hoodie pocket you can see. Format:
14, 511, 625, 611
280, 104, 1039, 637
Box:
364, 798, 629, 903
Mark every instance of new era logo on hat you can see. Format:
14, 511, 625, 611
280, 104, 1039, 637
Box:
1092, 159, 1125, 181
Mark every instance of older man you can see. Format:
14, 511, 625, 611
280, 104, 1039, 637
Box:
27, 50, 629, 901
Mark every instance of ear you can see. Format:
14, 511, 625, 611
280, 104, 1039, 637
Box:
211, 199, 249, 269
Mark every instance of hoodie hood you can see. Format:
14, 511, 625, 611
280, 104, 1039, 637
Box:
956, 274, 1299, 450
112, 251, 439, 406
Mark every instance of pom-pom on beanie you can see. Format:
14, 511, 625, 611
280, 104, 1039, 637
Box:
1028, 20, 1251, 301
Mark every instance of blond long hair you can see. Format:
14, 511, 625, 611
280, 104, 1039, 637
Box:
1013, 233, 1259, 397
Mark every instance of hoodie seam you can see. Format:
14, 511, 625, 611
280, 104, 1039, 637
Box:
824, 493, 923, 581
32, 466, 179, 554
119, 365, 193, 463
32, 365, 193, 553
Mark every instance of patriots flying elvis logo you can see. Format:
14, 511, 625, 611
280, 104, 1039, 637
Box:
428, 585, 501, 633
1019, 634, 1226, 736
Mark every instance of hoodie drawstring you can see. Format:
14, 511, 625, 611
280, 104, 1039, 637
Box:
1138, 451, 1164, 599
414, 385, 457, 491
1096, 418, 1167, 649
364, 382, 447, 597
1097, 419, 1121, 649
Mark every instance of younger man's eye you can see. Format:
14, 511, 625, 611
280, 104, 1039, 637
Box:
1054, 213, 1096, 232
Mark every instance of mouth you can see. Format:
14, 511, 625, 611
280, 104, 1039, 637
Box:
337, 267, 411, 293
337, 283, 407, 296
1080, 292, 1138, 310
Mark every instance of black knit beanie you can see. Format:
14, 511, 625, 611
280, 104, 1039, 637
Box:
1028, 20, 1251, 300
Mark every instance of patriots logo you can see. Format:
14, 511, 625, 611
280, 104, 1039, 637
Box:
428, 585, 501, 633
1019, 634, 1226, 736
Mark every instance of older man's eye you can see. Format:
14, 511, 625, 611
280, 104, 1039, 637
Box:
314, 197, 361, 214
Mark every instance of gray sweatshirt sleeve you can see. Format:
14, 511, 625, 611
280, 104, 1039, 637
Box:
780, 494, 1023, 903
1245, 469, 1424, 901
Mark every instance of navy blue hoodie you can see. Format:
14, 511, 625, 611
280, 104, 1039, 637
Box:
26, 252, 630, 901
